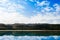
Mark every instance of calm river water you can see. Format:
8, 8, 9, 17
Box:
0, 35, 60, 40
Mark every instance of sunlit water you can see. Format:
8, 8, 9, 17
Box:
0, 35, 60, 40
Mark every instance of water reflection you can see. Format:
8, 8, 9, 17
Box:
0, 35, 60, 40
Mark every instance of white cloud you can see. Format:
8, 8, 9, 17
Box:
37, 1, 49, 6
30, 2, 60, 24
0, 0, 60, 24
0, 0, 8, 3
53, 4, 60, 12
0, 0, 27, 24
0, 11, 29, 24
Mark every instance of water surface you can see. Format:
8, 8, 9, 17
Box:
0, 35, 60, 40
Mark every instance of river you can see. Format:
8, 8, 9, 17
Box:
0, 35, 60, 40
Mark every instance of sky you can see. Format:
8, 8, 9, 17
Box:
0, 0, 60, 24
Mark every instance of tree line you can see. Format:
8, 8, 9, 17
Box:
0, 23, 60, 30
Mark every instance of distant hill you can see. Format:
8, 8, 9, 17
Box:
0, 23, 60, 30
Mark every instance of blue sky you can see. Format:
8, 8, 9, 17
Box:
0, 0, 60, 24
